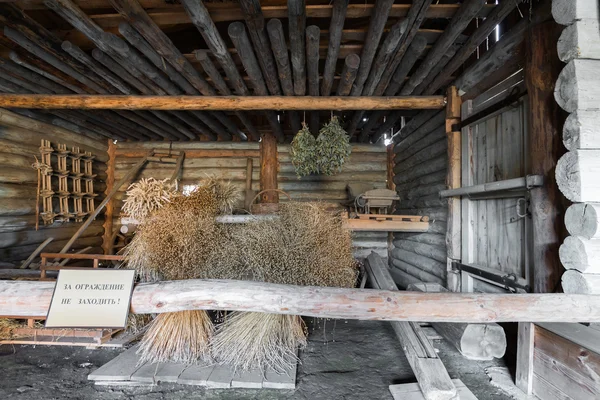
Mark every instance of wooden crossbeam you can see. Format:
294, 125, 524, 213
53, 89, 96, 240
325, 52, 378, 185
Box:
0, 95, 446, 111
2, 279, 600, 322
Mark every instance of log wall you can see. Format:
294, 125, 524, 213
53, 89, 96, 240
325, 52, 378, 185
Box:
0, 108, 108, 265
552, 0, 600, 294
113, 141, 388, 260
390, 110, 448, 288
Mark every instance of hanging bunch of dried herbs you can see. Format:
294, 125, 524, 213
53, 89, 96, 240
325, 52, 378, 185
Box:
290, 122, 318, 177
316, 116, 351, 175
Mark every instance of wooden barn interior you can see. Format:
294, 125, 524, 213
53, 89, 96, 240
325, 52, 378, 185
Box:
0, 0, 599, 399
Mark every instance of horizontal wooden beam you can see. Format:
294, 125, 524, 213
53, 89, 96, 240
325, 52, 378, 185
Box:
0, 95, 446, 111
82, 4, 496, 28
2, 279, 600, 322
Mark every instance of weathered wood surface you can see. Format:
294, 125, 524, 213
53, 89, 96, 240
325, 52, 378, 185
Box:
562, 270, 600, 294
424, 0, 523, 94
321, 0, 349, 96
288, 0, 306, 96
526, 18, 566, 293
552, 0, 600, 26
557, 19, 600, 62
260, 133, 278, 203
556, 150, 600, 202
350, 0, 394, 96
562, 110, 600, 150
365, 253, 457, 400
533, 324, 600, 400
389, 379, 477, 400
559, 236, 600, 274
336, 54, 360, 96
0, 94, 446, 110
554, 59, 600, 113
402, 0, 486, 96
565, 202, 600, 239
515, 322, 535, 395
409, 283, 506, 361
3, 279, 600, 322
445, 87, 461, 269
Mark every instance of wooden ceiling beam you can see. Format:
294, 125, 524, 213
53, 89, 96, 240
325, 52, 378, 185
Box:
82, 4, 496, 29
0, 94, 447, 111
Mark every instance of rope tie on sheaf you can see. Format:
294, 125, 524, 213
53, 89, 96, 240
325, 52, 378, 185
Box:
31, 156, 53, 230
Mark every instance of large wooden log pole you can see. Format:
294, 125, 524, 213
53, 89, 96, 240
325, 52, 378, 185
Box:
424, 0, 523, 94
238, 0, 281, 96
0, 94, 446, 111
306, 25, 320, 135
259, 132, 278, 203
445, 87, 461, 282
408, 283, 507, 360
365, 253, 457, 400
102, 139, 116, 255
321, 0, 349, 96
565, 203, 600, 239
526, 19, 566, 293
3, 279, 600, 322
350, 0, 395, 96
373, 0, 433, 96
336, 54, 360, 96
178, 0, 244, 94
228, 22, 284, 142
402, 0, 486, 96
288, 0, 307, 96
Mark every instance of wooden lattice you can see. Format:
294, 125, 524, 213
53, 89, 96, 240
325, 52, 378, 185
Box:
37, 140, 98, 224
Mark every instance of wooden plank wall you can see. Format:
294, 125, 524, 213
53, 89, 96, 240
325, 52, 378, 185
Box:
113, 142, 388, 260
389, 110, 448, 289
461, 98, 529, 279
532, 325, 600, 399
113, 142, 261, 216
278, 144, 388, 259
0, 108, 108, 265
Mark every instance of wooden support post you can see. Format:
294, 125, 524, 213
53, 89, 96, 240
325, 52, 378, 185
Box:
260, 133, 278, 203
516, 322, 535, 395
525, 19, 566, 293
446, 86, 461, 289
101, 139, 116, 255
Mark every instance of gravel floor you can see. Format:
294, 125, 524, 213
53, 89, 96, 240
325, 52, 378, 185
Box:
0, 319, 516, 400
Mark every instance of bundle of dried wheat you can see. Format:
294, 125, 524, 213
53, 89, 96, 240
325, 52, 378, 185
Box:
121, 178, 176, 222
124, 184, 227, 364
137, 311, 214, 365
211, 201, 358, 371
211, 312, 307, 372
199, 176, 242, 214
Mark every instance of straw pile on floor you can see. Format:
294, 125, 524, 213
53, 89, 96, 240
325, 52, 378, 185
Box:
123, 176, 358, 369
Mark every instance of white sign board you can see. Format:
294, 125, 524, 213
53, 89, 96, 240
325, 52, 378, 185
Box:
45, 269, 136, 328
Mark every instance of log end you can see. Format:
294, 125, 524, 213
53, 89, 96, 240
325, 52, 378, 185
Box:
565, 202, 599, 239
562, 269, 597, 294
559, 235, 588, 271
554, 61, 577, 113
562, 111, 580, 151
460, 324, 507, 360
556, 151, 581, 202
556, 23, 580, 63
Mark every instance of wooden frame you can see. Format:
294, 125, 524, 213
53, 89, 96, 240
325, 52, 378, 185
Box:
0, 94, 446, 111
